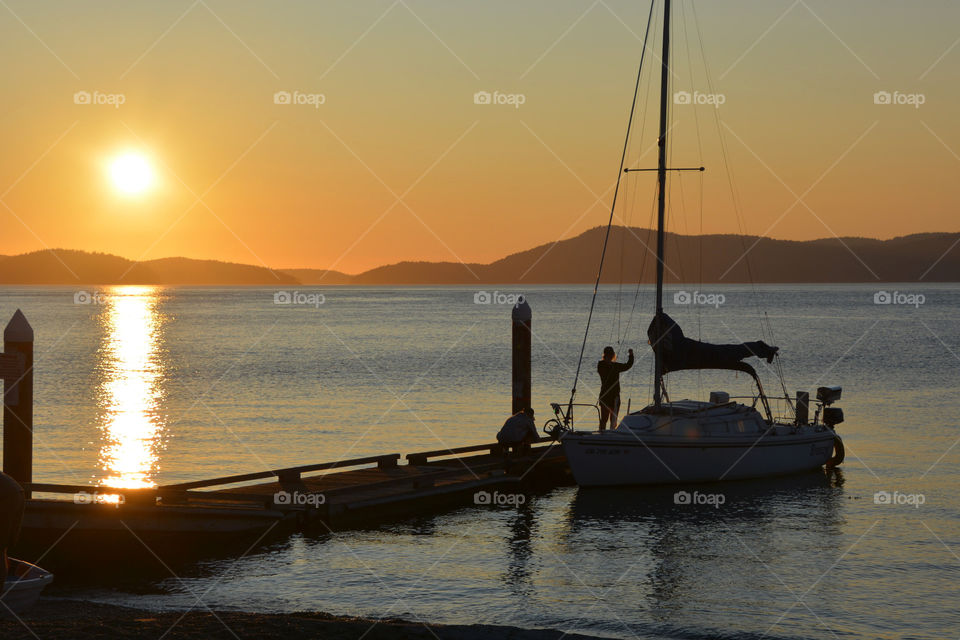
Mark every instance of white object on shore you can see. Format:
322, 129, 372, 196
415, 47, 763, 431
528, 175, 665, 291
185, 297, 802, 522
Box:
2, 558, 54, 615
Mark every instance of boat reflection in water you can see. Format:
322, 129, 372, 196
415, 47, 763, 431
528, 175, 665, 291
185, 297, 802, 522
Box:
94, 286, 168, 493
557, 471, 845, 633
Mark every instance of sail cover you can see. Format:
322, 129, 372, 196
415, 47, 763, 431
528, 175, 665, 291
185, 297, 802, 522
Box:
646, 312, 778, 375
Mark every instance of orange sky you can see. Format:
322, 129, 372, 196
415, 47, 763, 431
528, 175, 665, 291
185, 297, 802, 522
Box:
1, 1, 958, 273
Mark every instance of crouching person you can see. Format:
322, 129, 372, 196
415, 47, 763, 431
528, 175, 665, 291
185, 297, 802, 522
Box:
497, 407, 537, 457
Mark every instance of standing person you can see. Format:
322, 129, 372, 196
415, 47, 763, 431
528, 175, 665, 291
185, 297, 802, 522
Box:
0, 471, 24, 585
597, 346, 634, 431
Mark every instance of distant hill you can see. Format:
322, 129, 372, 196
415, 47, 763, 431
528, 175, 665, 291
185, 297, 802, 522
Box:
0, 250, 296, 285
281, 268, 353, 285
1, 228, 958, 284
290, 227, 960, 284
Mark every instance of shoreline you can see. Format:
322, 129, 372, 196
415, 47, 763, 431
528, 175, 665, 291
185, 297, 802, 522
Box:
1, 599, 615, 640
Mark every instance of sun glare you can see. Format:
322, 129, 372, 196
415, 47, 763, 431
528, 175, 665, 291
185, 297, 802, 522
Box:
97, 286, 166, 490
109, 152, 154, 195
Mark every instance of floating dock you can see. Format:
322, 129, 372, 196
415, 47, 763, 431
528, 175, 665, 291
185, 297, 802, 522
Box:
18, 439, 570, 574
4, 301, 571, 574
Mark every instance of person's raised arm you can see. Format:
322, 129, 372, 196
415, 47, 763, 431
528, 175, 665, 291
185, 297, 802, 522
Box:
617, 349, 635, 372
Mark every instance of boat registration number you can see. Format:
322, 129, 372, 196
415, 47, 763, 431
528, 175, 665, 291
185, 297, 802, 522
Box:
584, 447, 630, 456
810, 443, 831, 457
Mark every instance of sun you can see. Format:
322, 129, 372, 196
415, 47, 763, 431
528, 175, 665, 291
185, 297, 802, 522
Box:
109, 153, 154, 195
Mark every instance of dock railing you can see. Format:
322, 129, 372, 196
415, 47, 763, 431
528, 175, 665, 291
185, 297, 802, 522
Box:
406, 437, 553, 466
25, 439, 559, 510
24, 454, 402, 509
25, 482, 277, 509
162, 454, 402, 490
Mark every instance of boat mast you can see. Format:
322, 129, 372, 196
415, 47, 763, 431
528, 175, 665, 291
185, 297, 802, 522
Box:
653, 0, 671, 408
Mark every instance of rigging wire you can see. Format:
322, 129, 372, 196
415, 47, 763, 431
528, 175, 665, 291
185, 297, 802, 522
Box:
766, 311, 796, 417
625, 6, 667, 402
620, 196, 658, 351
616, 2, 661, 349
566, 0, 656, 423
679, 0, 706, 395
617, 20, 661, 350
690, 2, 794, 415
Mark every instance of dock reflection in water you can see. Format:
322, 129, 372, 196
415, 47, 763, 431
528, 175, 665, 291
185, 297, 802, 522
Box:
94, 286, 168, 490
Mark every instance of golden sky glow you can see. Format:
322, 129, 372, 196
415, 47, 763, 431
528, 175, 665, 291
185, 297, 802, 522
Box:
1, 1, 958, 272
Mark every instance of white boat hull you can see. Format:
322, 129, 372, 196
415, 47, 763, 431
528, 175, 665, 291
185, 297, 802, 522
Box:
561, 430, 838, 486
1, 559, 53, 615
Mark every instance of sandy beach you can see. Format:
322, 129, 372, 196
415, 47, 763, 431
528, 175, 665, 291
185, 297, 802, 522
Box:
1, 600, 612, 640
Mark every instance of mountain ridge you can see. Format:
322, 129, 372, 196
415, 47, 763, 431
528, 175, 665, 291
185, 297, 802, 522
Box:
0, 227, 958, 284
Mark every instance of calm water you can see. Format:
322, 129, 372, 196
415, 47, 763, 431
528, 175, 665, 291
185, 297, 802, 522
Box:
2, 284, 958, 639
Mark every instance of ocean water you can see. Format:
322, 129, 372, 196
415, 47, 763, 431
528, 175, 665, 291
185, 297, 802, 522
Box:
2, 284, 958, 639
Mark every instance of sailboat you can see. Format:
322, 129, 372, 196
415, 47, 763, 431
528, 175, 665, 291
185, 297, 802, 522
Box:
553, 0, 845, 487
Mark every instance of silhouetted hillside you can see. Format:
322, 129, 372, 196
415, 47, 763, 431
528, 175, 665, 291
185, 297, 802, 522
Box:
1, 228, 959, 284
132, 258, 296, 285
291, 227, 960, 284
0, 250, 296, 285
281, 268, 353, 285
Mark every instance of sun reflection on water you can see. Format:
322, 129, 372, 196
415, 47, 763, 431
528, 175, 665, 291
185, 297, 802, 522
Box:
95, 286, 167, 489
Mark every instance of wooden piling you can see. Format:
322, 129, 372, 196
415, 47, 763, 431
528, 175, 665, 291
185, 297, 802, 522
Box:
511, 300, 532, 414
3, 310, 34, 498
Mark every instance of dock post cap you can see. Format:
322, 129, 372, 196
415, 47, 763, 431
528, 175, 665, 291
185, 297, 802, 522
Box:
4, 309, 33, 342
511, 299, 531, 322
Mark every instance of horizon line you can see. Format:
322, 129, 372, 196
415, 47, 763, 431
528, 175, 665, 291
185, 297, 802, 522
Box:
4, 226, 959, 276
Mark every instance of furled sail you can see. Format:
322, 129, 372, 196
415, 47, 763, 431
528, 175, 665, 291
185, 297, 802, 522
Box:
647, 312, 778, 375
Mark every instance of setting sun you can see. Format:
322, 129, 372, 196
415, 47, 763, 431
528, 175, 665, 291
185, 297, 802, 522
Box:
108, 152, 154, 195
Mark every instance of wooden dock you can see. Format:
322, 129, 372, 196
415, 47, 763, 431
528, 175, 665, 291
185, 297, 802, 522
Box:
3, 303, 570, 576
16, 439, 570, 574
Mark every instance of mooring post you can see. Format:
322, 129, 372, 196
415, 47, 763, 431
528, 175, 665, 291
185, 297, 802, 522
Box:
3, 310, 34, 498
511, 300, 532, 415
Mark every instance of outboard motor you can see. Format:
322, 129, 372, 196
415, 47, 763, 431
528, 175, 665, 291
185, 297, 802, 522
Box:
823, 406, 844, 427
